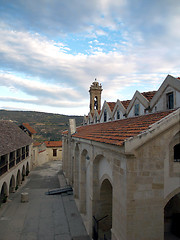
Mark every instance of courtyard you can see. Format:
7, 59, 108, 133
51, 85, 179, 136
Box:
0, 160, 90, 240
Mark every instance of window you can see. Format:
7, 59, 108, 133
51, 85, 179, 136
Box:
117, 110, 120, 119
0, 154, 8, 176
174, 143, 180, 162
53, 149, 57, 157
16, 149, 21, 164
104, 109, 107, 122
9, 152, 15, 169
167, 92, 174, 109
94, 96, 98, 110
134, 103, 139, 116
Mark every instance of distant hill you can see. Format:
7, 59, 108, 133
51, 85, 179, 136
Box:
0, 110, 83, 142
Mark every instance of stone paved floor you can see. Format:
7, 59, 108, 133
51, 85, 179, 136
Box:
0, 161, 90, 240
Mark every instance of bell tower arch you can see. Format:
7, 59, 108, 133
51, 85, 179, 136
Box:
89, 79, 103, 114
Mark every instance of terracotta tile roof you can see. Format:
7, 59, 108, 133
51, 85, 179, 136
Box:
33, 141, 42, 147
44, 141, 62, 147
0, 120, 33, 156
107, 102, 116, 111
62, 129, 68, 134
22, 123, 37, 134
141, 91, 157, 101
121, 100, 131, 109
71, 111, 174, 146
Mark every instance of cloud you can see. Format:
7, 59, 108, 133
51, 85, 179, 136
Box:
122, 0, 180, 46
0, 0, 180, 115
0, 26, 179, 105
0, 0, 109, 36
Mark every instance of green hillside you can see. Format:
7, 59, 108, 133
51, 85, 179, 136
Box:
0, 110, 83, 142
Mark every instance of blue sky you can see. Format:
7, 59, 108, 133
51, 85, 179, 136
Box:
0, 0, 180, 115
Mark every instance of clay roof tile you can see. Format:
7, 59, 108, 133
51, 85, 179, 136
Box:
44, 141, 62, 147
72, 110, 174, 146
141, 91, 157, 101
22, 123, 37, 134
107, 102, 116, 111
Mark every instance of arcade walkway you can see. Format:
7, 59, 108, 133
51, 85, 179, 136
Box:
0, 161, 90, 240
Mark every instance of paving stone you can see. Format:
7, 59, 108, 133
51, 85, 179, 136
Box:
0, 161, 90, 240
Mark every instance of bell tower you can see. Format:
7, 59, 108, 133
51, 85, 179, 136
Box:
89, 78, 103, 114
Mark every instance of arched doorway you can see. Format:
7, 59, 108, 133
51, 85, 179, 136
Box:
9, 175, 15, 193
95, 179, 112, 240
92, 154, 113, 240
0, 182, 8, 204
164, 193, 180, 239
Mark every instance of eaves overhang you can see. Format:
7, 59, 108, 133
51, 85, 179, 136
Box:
124, 108, 180, 154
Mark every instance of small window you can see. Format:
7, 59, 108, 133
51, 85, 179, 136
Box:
53, 149, 57, 157
167, 92, 174, 109
117, 110, 120, 119
174, 144, 180, 162
134, 103, 139, 116
104, 109, 107, 122
94, 96, 98, 110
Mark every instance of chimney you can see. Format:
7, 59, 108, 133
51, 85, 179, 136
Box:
69, 119, 76, 135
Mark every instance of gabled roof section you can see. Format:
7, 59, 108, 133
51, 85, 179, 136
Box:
100, 101, 114, 120
141, 91, 157, 101
112, 99, 126, 118
92, 109, 101, 122
20, 123, 37, 134
107, 102, 116, 111
72, 110, 174, 146
125, 108, 180, 153
150, 75, 180, 108
44, 141, 62, 147
88, 112, 94, 123
0, 120, 33, 156
126, 90, 150, 114
121, 100, 131, 109
83, 115, 88, 124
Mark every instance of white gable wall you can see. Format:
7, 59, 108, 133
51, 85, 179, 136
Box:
100, 108, 111, 123
128, 99, 146, 118
152, 86, 180, 113
113, 109, 125, 120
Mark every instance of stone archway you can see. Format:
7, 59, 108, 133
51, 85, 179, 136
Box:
9, 175, 15, 193
16, 169, 21, 188
74, 144, 80, 199
92, 155, 113, 240
22, 165, 26, 181
79, 149, 88, 214
98, 179, 112, 239
164, 192, 180, 239
0, 182, 8, 204
26, 162, 29, 176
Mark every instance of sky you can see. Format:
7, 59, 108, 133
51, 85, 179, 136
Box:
0, 0, 180, 116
